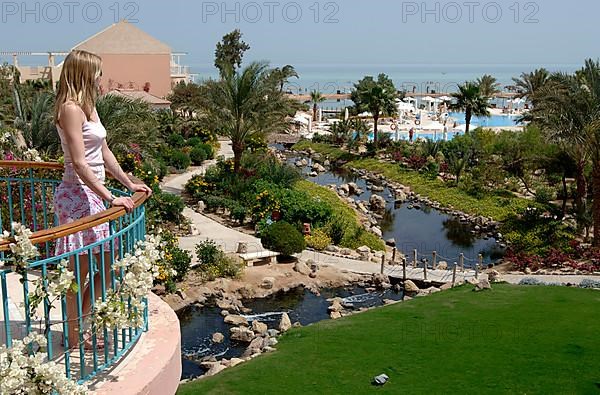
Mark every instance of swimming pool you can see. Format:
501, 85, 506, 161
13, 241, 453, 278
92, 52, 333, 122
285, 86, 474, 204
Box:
448, 112, 523, 127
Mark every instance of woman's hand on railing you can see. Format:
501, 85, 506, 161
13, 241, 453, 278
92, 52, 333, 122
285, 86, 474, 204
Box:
112, 196, 135, 213
129, 183, 153, 197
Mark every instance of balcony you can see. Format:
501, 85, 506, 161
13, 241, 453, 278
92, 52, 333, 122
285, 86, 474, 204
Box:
0, 161, 181, 393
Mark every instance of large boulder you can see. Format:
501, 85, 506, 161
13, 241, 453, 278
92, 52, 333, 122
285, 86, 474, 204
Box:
403, 280, 420, 293
243, 337, 267, 357
474, 279, 492, 292
252, 320, 268, 335
224, 315, 248, 326
230, 326, 255, 342
278, 312, 292, 332
357, 246, 372, 261
205, 363, 226, 377
212, 332, 225, 344
348, 182, 360, 195
328, 299, 344, 313
436, 261, 448, 270
487, 270, 502, 283
312, 163, 327, 173
261, 277, 275, 290
369, 194, 387, 212
294, 260, 311, 276
339, 184, 350, 195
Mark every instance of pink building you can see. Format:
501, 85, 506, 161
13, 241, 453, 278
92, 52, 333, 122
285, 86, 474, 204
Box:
10, 20, 192, 99
73, 20, 189, 98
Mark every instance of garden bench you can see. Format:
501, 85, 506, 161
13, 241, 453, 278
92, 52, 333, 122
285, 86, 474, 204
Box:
239, 250, 280, 267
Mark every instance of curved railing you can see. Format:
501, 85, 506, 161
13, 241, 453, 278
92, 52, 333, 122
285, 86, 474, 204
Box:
0, 160, 150, 383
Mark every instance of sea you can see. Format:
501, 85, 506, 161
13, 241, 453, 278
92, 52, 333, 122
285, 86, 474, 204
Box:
191, 63, 581, 110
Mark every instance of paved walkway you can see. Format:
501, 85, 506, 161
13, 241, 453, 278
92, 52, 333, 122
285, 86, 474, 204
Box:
160, 142, 600, 287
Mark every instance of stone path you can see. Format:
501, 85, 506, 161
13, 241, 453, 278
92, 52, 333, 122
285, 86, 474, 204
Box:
160, 141, 600, 287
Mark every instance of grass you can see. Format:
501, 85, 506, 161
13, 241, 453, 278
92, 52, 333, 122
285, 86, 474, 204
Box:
294, 179, 385, 251
292, 141, 532, 222
178, 284, 600, 395
293, 140, 358, 162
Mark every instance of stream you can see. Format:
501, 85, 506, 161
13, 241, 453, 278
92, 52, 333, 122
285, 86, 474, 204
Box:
179, 286, 403, 379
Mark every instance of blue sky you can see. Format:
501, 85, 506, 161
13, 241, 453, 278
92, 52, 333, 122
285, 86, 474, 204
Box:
0, 0, 597, 68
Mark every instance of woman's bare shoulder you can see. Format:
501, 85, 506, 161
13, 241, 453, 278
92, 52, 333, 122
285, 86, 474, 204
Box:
58, 101, 86, 126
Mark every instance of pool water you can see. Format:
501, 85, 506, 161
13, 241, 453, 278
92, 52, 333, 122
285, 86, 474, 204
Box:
448, 112, 522, 128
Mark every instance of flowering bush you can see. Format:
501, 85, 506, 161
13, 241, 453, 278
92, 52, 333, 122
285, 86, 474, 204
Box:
28, 261, 78, 320
0, 224, 86, 393
0, 333, 87, 394
251, 190, 281, 222
92, 234, 163, 330
305, 229, 332, 251
1, 222, 40, 273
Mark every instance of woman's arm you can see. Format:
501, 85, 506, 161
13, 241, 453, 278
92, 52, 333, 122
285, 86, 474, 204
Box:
102, 141, 134, 190
60, 103, 135, 212
102, 141, 153, 196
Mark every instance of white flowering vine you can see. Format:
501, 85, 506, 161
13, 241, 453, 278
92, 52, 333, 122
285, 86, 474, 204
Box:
1, 224, 82, 393
92, 234, 163, 331
27, 260, 78, 321
0, 333, 87, 394
4, 222, 40, 272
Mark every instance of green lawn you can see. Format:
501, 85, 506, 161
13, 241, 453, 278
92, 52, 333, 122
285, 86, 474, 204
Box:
178, 284, 600, 395
292, 141, 532, 222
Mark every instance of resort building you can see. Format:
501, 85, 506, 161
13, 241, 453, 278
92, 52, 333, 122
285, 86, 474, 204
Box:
4, 20, 193, 99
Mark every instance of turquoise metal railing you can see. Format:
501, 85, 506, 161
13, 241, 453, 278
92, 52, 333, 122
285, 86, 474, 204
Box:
0, 161, 150, 383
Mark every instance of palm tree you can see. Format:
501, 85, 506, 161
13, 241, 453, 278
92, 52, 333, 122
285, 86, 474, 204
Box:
352, 74, 398, 147
272, 65, 299, 92
349, 118, 369, 152
96, 94, 160, 158
512, 68, 550, 105
310, 90, 325, 122
476, 74, 500, 98
575, 59, 600, 246
13, 90, 60, 157
451, 82, 490, 134
201, 61, 294, 173
530, 72, 591, 219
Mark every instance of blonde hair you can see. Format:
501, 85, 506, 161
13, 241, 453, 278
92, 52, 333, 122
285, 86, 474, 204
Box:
54, 50, 102, 122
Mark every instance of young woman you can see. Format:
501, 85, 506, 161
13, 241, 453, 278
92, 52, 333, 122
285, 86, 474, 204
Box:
53, 50, 152, 348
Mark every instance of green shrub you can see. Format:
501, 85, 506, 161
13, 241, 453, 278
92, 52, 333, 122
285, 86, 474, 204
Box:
195, 240, 243, 281
196, 240, 221, 266
147, 191, 184, 223
170, 247, 192, 282
167, 150, 191, 170
230, 204, 248, 225
198, 143, 215, 160
261, 221, 306, 257
167, 133, 186, 148
187, 137, 203, 147
325, 215, 347, 245
190, 146, 208, 165
305, 229, 332, 251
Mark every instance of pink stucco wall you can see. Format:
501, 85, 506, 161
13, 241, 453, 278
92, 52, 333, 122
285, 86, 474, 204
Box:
97, 54, 172, 98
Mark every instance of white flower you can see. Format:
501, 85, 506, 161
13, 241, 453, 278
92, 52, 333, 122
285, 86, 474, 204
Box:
23, 148, 42, 162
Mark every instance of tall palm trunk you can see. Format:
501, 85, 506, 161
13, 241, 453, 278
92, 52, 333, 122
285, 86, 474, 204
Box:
465, 108, 472, 134
232, 141, 244, 173
575, 160, 587, 216
561, 172, 568, 219
313, 103, 317, 122
373, 112, 379, 147
593, 162, 600, 246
